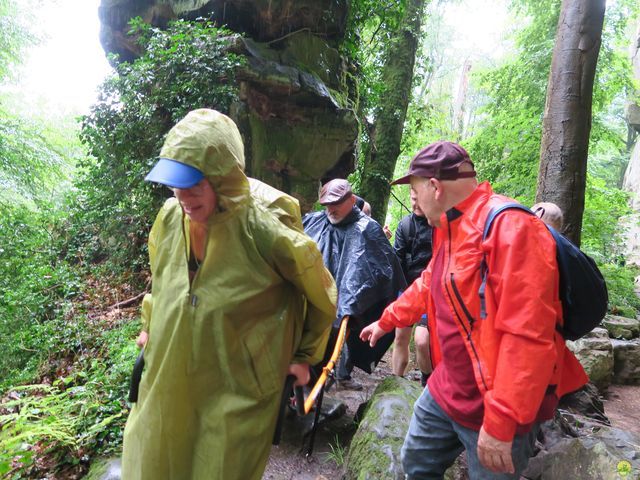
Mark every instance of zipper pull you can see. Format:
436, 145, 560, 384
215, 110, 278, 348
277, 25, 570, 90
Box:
191, 294, 198, 307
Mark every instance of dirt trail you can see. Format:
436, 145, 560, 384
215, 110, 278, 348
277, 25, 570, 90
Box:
603, 384, 640, 436
263, 355, 399, 480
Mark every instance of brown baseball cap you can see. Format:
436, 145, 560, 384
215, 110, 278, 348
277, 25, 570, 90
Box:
319, 179, 353, 205
391, 141, 476, 185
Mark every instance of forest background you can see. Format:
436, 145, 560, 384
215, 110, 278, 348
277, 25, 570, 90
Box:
1, 0, 639, 477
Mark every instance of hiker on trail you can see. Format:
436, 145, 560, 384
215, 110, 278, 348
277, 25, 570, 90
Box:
303, 178, 406, 390
354, 194, 372, 217
122, 108, 337, 480
532, 201, 564, 231
391, 188, 434, 386
360, 141, 587, 479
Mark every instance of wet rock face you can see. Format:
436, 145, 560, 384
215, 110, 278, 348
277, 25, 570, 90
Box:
98, 0, 357, 211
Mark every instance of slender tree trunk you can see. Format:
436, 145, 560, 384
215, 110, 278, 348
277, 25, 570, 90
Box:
453, 59, 472, 138
536, 0, 606, 246
360, 0, 428, 225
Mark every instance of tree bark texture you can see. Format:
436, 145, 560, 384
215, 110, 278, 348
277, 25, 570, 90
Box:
536, 0, 606, 246
359, 0, 427, 225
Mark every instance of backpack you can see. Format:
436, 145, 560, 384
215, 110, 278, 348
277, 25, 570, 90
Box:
399, 214, 416, 243
479, 202, 608, 341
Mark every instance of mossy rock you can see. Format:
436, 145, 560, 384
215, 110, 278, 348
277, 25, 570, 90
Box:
84, 457, 121, 480
567, 328, 613, 391
344, 376, 422, 480
602, 314, 640, 340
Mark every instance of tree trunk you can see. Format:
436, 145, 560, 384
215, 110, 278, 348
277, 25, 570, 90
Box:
360, 0, 427, 225
453, 59, 472, 139
536, 0, 606, 246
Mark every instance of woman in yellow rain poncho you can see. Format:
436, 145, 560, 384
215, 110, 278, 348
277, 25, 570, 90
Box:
121, 109, 337, 479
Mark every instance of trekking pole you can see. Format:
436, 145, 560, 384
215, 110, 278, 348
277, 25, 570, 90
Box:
303, 316, 349, 415
300, 315, 349, 458
273, 317, 349, 451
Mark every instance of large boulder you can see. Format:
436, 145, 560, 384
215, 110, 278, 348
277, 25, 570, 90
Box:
231, 34, 358, 210
602, 315, 640, 340
524, 411, 640, 479
98, 0, 358, 211
344, 376, 422, 480
567, 328, 614, 391
612, 338, 640, 385
99, 0, 348, 63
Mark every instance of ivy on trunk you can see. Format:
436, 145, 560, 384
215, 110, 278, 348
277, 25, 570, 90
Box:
359, 0, 428, 225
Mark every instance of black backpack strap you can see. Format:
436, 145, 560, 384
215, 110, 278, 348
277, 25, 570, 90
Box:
479, 203, 534, 319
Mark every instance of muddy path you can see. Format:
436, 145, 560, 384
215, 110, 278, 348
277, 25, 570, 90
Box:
263, 353, 403, 480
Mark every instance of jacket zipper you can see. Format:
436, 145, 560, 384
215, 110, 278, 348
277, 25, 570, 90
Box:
450, 274, 475, 329
444, 221, 488, 391
183, 218, 208, 305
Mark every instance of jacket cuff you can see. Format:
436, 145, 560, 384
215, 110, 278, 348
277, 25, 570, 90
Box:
483, 398, 517, 442
377, 312, 396, 333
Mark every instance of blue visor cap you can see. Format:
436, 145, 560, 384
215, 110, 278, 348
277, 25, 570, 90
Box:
144, 158, 204, 188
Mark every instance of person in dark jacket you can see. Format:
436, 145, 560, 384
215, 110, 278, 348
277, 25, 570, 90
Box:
391, 189, 433, 385
304, 179, 407, 390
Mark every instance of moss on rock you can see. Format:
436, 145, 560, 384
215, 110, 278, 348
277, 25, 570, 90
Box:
345, 376, 422, 480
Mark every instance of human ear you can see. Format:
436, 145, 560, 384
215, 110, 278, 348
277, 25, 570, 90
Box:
430, 179, 443, 199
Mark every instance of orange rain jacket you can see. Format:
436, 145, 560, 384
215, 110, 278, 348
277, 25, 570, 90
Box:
378, 182, 588, 441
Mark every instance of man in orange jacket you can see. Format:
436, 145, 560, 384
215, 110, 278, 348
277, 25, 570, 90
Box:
360, 141, 587, 479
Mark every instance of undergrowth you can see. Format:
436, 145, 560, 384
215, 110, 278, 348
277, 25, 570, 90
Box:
0, 317, 140, 479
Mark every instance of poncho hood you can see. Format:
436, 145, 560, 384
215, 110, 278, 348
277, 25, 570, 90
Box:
159, 109, 250, 216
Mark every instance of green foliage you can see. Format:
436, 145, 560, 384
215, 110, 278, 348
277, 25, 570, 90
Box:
325, 435, 347, 466
467, 0, 638, 203
0, 319, 139, 478
465, 0, 559, 203
71, 18, 242, 272
581, 171, 631, 262
0, 111, 72, 203
345, 0, 407, 112
0, 0, 34, 82
0, 202, 81, 387
599, 264, 640, 318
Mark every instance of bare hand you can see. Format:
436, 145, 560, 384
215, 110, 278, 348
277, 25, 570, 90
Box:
383, 225, 392, 240
135, 331, 148, 349
477, 426, 514, 473
359, 321, 388, 347
288, 363, 310, 386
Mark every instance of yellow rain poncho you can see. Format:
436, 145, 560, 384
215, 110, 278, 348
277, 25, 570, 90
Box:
122, 109, 337, 479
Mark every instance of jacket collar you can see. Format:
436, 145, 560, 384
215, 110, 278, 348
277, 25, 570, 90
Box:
441, 181, 493, 225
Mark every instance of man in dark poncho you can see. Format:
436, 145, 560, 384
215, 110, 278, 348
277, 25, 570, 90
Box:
303, 179, 407, 389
